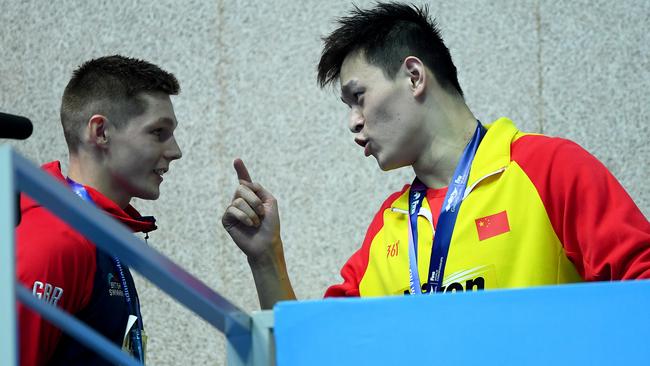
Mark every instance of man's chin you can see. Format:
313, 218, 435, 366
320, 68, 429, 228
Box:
133, 189, 160, 201
376, 157, 404, 172
377, 163, 392, 172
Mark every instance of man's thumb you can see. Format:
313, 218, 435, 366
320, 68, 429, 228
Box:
233, 158, 252, 183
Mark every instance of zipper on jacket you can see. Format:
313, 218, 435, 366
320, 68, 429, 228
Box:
462, 167, 506, 201
390, 207, 436, 235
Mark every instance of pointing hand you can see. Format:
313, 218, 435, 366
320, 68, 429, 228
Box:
222, 159, 281, 260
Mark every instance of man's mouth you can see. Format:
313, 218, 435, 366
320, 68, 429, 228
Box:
355, 137, 371, 157
153, 168, 168, 180
364, 143, 372, 157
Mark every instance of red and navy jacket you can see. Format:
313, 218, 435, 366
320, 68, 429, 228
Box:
16, 161, 156, 366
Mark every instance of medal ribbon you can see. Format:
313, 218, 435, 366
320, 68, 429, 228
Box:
407, 121, 486, 294
66, 178, 145, 363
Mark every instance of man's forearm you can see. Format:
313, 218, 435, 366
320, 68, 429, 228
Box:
247, 240, 296, 309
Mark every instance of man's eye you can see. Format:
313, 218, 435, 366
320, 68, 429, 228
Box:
151, 128, 163, 136
353, 92, 364, 102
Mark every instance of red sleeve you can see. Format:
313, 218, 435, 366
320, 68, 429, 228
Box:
16, 197, 96, 366
512, 135, 650, 280
324, 189, 405, 297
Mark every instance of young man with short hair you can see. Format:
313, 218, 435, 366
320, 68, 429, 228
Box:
17, 55, 182, 365
222, 3, 650, 308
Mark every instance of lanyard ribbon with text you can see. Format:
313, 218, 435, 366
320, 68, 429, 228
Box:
66, 178, 146, 363
407, 121, 486, 294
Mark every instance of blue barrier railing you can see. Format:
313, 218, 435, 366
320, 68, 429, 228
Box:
0, 146, 252, 365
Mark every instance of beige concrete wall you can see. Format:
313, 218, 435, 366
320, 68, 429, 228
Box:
2, 1, 648, 364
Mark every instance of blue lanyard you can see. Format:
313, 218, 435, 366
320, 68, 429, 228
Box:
66, 178, 145, 363
407, 121, 486, 294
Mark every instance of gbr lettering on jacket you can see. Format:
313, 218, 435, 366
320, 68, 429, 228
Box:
32, 281, 63, 306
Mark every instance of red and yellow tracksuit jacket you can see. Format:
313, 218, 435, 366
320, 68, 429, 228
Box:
326, 117, 650, 297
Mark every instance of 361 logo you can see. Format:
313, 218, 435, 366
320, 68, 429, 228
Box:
386, 240, 399, 258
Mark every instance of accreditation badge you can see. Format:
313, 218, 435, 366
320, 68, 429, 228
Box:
122, 315, 147, 363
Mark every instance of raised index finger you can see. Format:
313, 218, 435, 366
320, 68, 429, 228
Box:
233, 158, 252, 183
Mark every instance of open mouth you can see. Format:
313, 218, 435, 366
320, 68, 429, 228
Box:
364, 143, 372, 157
354, 137, 371, 157
153, 168, 168, 181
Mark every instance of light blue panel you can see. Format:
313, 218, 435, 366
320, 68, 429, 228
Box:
275, 281, 650, 366
0, 146, 17, 366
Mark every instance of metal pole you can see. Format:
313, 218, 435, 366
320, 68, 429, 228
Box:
0, 146, 17, 366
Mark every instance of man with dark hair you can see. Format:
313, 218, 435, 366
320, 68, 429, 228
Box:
222, 3, 650, 308
17, 55, 182, 365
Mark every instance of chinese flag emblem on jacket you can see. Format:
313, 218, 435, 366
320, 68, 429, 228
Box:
475, 210, 510, 241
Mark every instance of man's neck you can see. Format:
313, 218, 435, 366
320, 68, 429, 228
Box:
67, 154, 130, 209
412, 103, 478, 189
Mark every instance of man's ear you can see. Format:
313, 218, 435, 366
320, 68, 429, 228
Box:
403, 56, 427, 98
87, 114, 110, 148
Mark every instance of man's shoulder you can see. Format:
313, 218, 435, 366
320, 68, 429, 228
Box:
16, 199, 98, 313
17, 202, 96, 262
509, 132, 621, 205
18, 159, 95, 255
511, 133, 599, 171
513, 132, 583, 151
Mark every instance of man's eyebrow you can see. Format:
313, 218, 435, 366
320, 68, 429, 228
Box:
340, 80, 358, 98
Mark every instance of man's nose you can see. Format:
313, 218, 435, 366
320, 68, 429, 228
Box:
166, 137, 182, 161
348, 109, 364, 133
